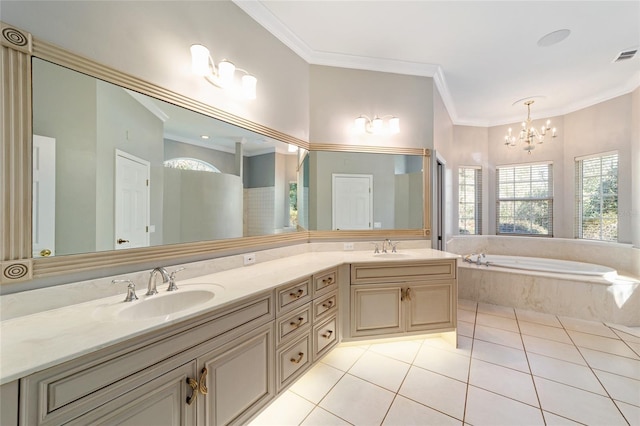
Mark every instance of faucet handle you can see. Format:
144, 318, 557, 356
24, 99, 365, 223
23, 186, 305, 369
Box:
371, 242, 380, 254
390, 241, 399, 253
112, 279, 138, 302
167, 267, 186, 291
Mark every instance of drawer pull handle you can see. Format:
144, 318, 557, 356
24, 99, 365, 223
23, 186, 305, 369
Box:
322, 276, 334, 284
198, 367, 208, 396
291, 352, 304, 364
322, 300, 334, 309
289, 289, 304, 299
186, 367, 208, 405
186, 377, 199, 405
290, 317, 304, 328
322, 330, 334, 339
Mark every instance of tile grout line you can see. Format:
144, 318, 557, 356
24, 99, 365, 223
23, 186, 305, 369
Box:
460, 300, 478, 425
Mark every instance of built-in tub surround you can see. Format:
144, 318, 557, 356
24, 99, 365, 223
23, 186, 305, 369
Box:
0, 241, 449, 384
449, 236, 640, 326
448, 235, 640, 277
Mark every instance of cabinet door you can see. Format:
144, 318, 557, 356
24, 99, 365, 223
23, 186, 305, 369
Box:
198, 323, 274, 426
351, 285, 402, 337
68, 361, 197, 426
406, 282, 454, 332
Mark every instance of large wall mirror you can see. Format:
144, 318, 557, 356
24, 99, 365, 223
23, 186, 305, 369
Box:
31, 58, 307, 258
0, 23, 429, 284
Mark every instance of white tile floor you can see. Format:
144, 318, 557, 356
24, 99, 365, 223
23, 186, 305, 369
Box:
250, 300, 640, 426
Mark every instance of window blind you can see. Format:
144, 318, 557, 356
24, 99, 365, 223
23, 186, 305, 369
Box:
458, 167, 482, 235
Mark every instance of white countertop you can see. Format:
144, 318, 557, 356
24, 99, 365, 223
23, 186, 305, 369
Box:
0, 249, 458, 384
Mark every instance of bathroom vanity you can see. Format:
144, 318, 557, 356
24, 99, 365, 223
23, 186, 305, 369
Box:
0, 249, 457, 425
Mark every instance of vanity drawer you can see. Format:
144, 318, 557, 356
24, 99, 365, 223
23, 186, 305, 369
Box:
313, 268, 338, 296
351, 260, 456, 284
313, 315, 338, 360
313, 291, 337, 322
277, 335, 311, 391
276, 278, 312, 315
276, 303, 312, 346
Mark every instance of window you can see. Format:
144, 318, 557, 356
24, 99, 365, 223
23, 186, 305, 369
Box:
575, 152, 618, 241
163, 157, 220, 173
496, 163, 553, 236
458, 167, 482, 234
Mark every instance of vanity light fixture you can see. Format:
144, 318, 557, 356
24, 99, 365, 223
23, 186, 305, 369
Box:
504, 100, 557, 154
190, 44, 257, 100
354, 115, 400, 135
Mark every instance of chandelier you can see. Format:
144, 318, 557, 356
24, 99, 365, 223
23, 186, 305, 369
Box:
504, 100, 557, 153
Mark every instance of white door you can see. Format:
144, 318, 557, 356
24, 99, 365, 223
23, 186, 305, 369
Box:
332, 174, 373, 230
115, 150, 150, 250
32, 135, 56, 257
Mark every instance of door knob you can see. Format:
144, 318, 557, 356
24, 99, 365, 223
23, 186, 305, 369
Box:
40, 248, 52, 257
117, 238, 130, 244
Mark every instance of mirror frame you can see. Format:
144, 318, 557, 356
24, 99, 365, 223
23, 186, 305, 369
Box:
0, 22, 430, 284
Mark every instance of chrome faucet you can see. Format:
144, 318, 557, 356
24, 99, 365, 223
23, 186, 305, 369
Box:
166, 267, 185, 292
112, 279, 138, 302
382, 238, 392, 253
147, 267, 170, 296
464, 253, 486, 265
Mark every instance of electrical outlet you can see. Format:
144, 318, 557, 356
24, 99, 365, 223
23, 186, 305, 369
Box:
243, 253, 256, 265
343, 242, 354, 251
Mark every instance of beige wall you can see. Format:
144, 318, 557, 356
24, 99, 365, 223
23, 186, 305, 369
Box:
448, 93, 635, 243
2, 0, 310, 140
309, 65, 434, 149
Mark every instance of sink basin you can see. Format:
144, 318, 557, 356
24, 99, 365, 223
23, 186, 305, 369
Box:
373, 252, 413, 258
118, 289, 216, 320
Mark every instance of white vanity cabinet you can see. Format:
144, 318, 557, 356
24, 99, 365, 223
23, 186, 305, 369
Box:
349, 260, 457, 339
18, 292, 274, 426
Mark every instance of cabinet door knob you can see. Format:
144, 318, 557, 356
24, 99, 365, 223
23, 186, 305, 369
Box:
322, 330, 334, 339
290, 352, 304, 364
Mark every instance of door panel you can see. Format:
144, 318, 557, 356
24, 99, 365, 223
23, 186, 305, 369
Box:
406, 283, 453, 331
351, 286, 402, 336
32, 135, 56, 257
332, 174, 372, 230
115, 150, 149, 250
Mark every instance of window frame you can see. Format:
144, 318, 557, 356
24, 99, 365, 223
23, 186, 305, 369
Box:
458, 166, 482, 235
575, 151, 618, 242
496, 162, 554, 237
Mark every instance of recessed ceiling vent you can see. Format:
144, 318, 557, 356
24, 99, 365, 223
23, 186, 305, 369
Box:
614, 49, 637, 62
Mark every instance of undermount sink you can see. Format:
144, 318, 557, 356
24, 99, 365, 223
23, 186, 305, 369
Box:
373, 252, 413, 258
117, 288, 217, 320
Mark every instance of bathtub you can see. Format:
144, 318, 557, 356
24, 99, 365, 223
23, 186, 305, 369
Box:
463, 254, 617, 278
457, 253, 639, 326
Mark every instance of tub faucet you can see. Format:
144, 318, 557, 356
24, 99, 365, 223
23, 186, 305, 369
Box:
475, 253, 486, 265
147, 267, 169, 296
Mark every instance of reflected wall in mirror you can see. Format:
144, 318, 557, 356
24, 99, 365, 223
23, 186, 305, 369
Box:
31, 58, 306, 257
308, 151, 423, 231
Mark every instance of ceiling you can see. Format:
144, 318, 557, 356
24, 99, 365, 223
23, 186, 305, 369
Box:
235, 0, 640, 126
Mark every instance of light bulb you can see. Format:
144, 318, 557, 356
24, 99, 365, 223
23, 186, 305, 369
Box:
190, 44, 211, 76
242, 74, 257, 100
371, 117, 383, 134
389, 117, 400, 134
354, 116, 367, 134
217, 60, 236, 88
